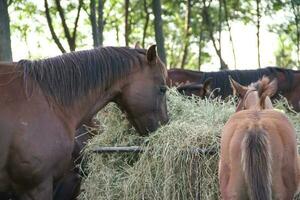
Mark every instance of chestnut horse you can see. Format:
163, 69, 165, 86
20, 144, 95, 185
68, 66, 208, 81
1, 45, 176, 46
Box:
219, 77, 300, 199
167, 67, 300, 112
53, 119, 98, 200
0, 120, 97, 200
0, 45, 168, 199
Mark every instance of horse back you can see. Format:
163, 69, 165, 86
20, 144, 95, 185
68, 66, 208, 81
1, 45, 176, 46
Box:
167, 69, 203, 86
220, 110, 299, 198
223, 110, 297, 157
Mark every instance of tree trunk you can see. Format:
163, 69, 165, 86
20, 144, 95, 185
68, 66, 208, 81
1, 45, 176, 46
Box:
54, 0, 82, 51
125, 0, 129, 46
44, 0, 66, 53
90, 0, 99, 47
198, 27, 203, 70
98, 0, 104, 46
0, 0, 12, 61
256, 0, 261, 68
142, 0, 150, 48
202, 0, 228, 70
152, 0, 167, 65
180, 0, 192, 69
223, 0, 236, 68
218, 0, 224, 69
292, 0, 300, 67
71, 0, 83, 49
115, 23, 120, 44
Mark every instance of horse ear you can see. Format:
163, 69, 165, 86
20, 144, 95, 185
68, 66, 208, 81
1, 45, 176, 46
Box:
258, 77, 278, 98
229, 76, 247, 98
134, 41, 141, 49
203, 77, 213, 91
266, 78, 278, 98
146, 44, 157, 64
259, 78, 277, 108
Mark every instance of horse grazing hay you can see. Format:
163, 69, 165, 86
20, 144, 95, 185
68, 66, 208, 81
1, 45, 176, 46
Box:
78, 89, 300, 200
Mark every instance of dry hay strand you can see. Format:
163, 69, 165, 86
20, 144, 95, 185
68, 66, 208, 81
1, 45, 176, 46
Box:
78, 89, 300, 200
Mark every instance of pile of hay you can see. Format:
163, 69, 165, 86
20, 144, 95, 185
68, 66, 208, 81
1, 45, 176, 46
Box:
78, 89, 300, 200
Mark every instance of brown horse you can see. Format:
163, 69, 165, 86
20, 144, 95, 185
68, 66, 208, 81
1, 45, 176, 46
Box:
167, 68, 203, 86
0, 45, 168, 199
167, 67, 300, 112
53, 119, 98, 200
176, 77, 213, 98
219, 76, 300, 199
0, 119, 97, 200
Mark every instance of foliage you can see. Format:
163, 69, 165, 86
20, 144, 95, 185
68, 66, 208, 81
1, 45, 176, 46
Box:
6, 0, 300, 68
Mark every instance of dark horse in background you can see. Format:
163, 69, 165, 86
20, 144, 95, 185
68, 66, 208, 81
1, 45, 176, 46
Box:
168, 67, 300, 112
0, 45, 168, 199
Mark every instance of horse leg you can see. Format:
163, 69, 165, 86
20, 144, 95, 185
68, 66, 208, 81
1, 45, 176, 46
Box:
53, 171, 81, 200
297, 156, 300, 195
272, 161, 299, 200
18, 178, 52, 200
219, 161, 248, 200
219, 160, 229, 199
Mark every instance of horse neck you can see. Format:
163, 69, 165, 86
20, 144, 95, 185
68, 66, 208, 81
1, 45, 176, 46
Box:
61, 79, 124, 130
263, 98, 274, 109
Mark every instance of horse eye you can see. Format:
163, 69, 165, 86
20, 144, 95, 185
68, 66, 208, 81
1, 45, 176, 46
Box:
160, 86, 167, 94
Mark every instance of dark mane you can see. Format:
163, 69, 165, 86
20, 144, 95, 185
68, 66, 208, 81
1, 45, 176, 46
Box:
17, 47, 146, 105
199, 67, 294, 98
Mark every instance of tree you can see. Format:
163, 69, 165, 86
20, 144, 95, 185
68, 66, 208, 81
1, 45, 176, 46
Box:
202, 0, 228, 70
44, 0, 83, 52
0, 0, 12, 61
152, 0, 167, 65
90, 0, 99, 47
125, 0, 130, 46
180, 0, 192, 69
98, 0, 104, 46
291, 0, 300, 66
89, 0, 105, 47
142, 0, 150, 48
256, 0, 261, 68
223, 0, 236, 68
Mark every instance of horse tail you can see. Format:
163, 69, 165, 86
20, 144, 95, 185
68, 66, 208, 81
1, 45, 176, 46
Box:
241, 127, 272, 200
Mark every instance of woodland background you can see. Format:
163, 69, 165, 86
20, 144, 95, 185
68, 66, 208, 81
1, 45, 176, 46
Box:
0, 0, 299, 71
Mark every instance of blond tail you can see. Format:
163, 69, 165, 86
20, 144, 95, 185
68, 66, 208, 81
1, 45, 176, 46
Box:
241, 128, 272, 200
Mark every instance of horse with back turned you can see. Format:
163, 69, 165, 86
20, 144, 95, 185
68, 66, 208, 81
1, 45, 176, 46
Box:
219, 76, 300, 199
0, 45, 168, 199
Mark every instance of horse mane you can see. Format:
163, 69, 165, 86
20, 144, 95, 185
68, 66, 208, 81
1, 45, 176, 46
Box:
199, 67, 294, 98
17, 47, 146, 105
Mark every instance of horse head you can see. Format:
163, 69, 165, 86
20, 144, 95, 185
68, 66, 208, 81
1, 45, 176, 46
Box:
176, 77, 213, 99
114, 45, 169, 135
229, 76, 277, 112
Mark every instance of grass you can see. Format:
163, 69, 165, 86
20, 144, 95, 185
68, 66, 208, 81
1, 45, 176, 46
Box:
78, 89, 300, 200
